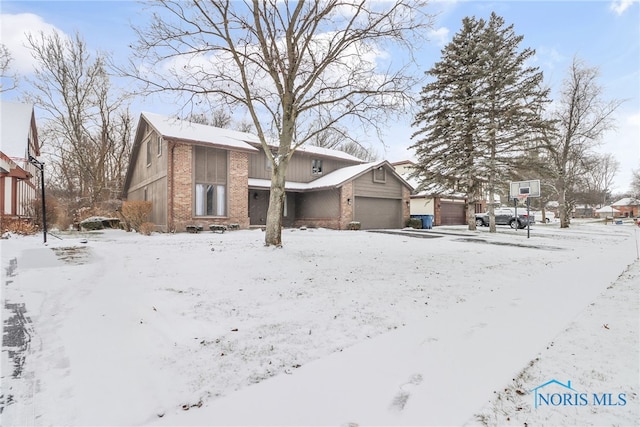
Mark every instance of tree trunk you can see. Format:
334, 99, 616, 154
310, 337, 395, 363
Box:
489, 192, 497, 233
558, 177, 570, 228
265, 160, 289, 247
467, 197, 477, 231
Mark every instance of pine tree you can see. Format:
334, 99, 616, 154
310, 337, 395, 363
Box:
477, 13, 552, 230
410, 16, 486, 228
410, 13, 553, 231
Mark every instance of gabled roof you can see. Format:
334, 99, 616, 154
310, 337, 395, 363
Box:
140, 112, 365, 163
248, 160, 413, 192
394, 169, 465, 198
141, 112, 259, 152
391, 160, 415, 167
293, 144, 365, 163
0, 100, 39, 159
611, 197, 639, 207
247, 140, 367, 163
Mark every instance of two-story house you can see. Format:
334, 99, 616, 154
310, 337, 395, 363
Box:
123, 112, 412, 232
0, 101, 41, 220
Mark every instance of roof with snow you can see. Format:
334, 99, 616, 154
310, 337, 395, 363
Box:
612, 197, 639, 207
249, 160, 413, 192
292, 144, 365, 163
0, 101, 36, 159
141, 112, 259, 152
142, 112, 367, 162
394, 171, 464, 198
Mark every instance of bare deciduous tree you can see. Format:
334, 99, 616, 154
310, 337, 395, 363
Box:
545, 57, 623, 228
185, 109, 232, 128
578, 152, 619, 205
25, 31, 133, 214
630, 168, 640, 198
309, 125, 378, 161
0, 43, 18, 92
129, 0, 434, 246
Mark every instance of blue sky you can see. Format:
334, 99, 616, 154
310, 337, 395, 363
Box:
1, 0, 639, 193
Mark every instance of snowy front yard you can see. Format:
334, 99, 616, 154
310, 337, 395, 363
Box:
1, 222, 638, 426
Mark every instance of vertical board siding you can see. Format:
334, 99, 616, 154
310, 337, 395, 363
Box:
126, 126, 169, 228
295, 189, 340, 218
249, 149, 360, 183
353, 169, 403, 199
128, 128, 168, 194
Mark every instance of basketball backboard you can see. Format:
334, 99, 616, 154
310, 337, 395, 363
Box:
509, 179, 541, 198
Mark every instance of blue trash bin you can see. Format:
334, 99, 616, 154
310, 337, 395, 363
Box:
410, 214, 433, 229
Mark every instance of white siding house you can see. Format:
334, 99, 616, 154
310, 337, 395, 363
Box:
0, 101, 40, 219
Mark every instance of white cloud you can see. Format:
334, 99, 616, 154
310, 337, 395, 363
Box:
531, 46, 566, 73
609, 0, 637, 15
0, 13, 64, 75
428, 27, 450, 47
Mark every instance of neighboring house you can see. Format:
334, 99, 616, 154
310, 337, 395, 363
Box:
611, 197, 639, 218
0, 101, 40, 219
123, 112, 412, 231
572, 204, 595, 218
392, 160, 468, 226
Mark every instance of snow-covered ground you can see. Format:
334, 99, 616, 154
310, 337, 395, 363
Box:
1, 221, 638, 426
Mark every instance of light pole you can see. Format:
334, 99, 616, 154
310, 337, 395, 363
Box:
28, 155, 47, 243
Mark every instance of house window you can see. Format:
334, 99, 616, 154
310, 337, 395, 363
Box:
194, 146, 227, 216
312, 159, 323, 175
157, 136, 162, 156
195, 184, 226, 216
373, 166, 386, 183
146, 139, 152, 166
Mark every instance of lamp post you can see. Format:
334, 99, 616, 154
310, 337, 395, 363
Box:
28, 155, 47, 243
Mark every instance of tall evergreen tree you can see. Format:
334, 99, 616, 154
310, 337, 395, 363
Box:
477, 13, 552, 231
410, 13, 553, 231
410, 16, 485, 228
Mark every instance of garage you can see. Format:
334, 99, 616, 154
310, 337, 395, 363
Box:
440, 200, 466, 225
354, 197, 403, 229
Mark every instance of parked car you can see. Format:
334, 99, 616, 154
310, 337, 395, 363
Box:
475, 207, 533, 229
531, 210, 552, 223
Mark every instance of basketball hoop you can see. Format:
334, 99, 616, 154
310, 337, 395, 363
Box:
515, 194, 529, 208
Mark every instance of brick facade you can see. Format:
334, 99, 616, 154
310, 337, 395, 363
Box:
339, 182, 354, 229
228, 151, 250, 228
170, 142, 193, 232
169, 144, 250, 232
402, 186, 411, 226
